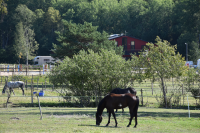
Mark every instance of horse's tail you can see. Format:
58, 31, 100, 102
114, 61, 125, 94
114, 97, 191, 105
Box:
135, 96, 139, 112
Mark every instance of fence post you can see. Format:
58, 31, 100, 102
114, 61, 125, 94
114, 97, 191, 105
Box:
26, 67, 27, 76
13, 65, 15, 75
141, 89, 143, 106
37, 78, 39, 90
31, 78, 33, 104
37, 96, 43, 120
45, 79, 46, 90
52, 84, 54, 91
20, 64, 22, 71
151, 82, 153, 95
26, 80, 27, 90
43, 65, 44, 75
7, 65, 9, 72
42, 83, 43, 91
187, 95, 190, 118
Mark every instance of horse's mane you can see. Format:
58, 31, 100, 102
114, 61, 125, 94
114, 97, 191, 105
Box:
97, 95, 108, 113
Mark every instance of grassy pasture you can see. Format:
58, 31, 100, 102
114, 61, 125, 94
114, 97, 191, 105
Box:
0, 76, 200, 132
0, 107, 199, 133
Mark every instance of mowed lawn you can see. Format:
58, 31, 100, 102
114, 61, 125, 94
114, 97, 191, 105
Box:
0, 107, 199, 133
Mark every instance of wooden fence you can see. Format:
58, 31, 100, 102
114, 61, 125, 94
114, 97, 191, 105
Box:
0, 64, 55, 76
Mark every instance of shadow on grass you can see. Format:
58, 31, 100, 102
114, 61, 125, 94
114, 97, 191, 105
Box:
0, 108, 199, 118
78, 124, 121, 128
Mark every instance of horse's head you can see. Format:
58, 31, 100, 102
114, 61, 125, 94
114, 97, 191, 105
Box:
96, 112, 102, 126
2, 86, 6, 94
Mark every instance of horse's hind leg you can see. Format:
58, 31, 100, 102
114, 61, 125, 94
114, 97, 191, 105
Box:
21, 87, 24, 95
134, 111, 138, 128
127, 112, 134, 127
106, 111, 111, 126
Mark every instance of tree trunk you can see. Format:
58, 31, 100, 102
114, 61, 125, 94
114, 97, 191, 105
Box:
161, 78, 167, 108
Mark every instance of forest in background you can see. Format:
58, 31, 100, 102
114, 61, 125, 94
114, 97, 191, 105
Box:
0, 0, 200, 64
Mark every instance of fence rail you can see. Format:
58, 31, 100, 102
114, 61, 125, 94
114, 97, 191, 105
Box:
0, 64, 55, 76
0, 95, 199, 108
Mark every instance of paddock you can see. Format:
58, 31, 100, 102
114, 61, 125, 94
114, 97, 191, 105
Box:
0, 107, 199, 132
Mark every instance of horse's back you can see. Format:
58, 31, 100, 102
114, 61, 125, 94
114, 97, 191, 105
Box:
110, 87, 137, 95
7, 81, 24, 88
107, 93, 138, 108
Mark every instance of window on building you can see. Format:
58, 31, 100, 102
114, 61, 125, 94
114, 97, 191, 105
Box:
122, 37, 127, 51
122, 37, 127, 46
131, 41, 135, 50
115, 41, 118, 46
44, 59, 50, 61
34, 61, 38, 65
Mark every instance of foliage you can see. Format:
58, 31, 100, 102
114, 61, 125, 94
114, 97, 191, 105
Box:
0, 0, 200, 63
52, 20, 123, 59
182, 68, 200, 102
48, 48, 133, 103
13, 4, 39, 63
0, 0, 8, 22
137, 36, 187, 107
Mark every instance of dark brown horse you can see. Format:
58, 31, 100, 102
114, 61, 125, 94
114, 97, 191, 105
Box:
110, 87, 137, 113
96, 93, 139, 127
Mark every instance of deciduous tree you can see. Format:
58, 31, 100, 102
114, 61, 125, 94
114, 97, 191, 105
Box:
137, 36, 187, 107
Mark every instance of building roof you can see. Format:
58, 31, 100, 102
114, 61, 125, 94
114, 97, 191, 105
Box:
108, 34, 149, 43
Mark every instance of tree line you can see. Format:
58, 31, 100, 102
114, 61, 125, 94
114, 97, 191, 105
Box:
0, 0, 200, 63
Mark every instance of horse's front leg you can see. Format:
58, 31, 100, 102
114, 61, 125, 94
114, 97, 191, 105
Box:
106, 111, 111, 126
111, 110, 118, 127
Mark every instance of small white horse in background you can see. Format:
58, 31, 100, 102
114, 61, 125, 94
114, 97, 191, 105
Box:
2, 81, 25, 95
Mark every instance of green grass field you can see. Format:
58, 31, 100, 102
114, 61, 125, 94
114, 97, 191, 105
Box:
0, 76, 200, 132
0, 107, 199, 133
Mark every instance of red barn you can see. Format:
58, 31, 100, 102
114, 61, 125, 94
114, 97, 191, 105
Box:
109, 34, 149, 59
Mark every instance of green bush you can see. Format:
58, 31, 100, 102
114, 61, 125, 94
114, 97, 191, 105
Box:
48, 49, 134, 102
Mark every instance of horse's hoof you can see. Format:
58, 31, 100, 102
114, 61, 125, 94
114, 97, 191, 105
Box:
134, 126, 136, 128
127, 125, 130, 127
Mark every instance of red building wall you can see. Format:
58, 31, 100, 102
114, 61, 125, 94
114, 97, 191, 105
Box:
110, 36, 148, 57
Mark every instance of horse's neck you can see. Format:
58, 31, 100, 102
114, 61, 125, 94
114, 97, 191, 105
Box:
97, 99, 106, 115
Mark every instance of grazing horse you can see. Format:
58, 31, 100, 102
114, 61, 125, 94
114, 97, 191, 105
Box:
110, 87, 137, 112
96, 93, 139, 127
2, 81, 25, 95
